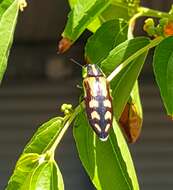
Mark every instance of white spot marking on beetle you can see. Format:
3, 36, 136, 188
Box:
104, 111, 112, 120
89, 99, 99, 108
88, 78, 97, 97
94, 123, 102, 132
87, 77, 108, 97
105, 124, 110, 132
91, 111, 100, 120
103, 99, 111, 108
99, 78, 108, 97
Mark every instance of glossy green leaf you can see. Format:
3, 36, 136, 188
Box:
101, 4, 130, 21
80, 34, 149, 189
100, 37, 150, 75
22, 162, 50, 190
24, 117, 64, 154
111, 51, 148, 118
153, 36, 173, 116
7, 153, 64, 190
85, 19, 128, 64
112, 0, 140, 11
0, 0, 14, 18
101, 0, 140, 21
22, 161, 64, 190
76, 46, 147, 190
6, 117, 65, 189
112, 0, 140, 6
74, 111, 139, 190
64, 0, 140, 36
6, 153, 40, 189
53, 161, 64, 190
87, 17, 101, 33
0, 0, 19, 82
68, 0, 77, 8
62, 0, 111, 42
68, 0, 101, 33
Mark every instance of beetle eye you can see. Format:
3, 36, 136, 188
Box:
82, 67, 87, 78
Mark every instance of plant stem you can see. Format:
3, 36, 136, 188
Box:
138, 6, 173, 19
107, 36, 163, 82
128, 12, 143, 39
128, 6, 173, 39
50, 103, 83, 153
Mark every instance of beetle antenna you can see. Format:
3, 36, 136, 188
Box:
70, 58, 84, 68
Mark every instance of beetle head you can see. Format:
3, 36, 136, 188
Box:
82, 64, 104, 78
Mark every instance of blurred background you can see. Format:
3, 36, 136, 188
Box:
1, 0, 173, 189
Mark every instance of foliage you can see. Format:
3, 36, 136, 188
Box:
0, 0, 19, 83
153, 36, 173, 116
6, 117, 65, 190
0, 0, 173, 189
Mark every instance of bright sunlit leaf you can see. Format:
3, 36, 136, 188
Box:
0, 0, 19, 82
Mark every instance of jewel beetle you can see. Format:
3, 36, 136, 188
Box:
82, 64, 113, 141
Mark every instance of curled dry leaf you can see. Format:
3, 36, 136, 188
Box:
58, 37, 72, 53
119, 102, 142, 143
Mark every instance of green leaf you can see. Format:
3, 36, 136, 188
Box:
101, 0, 140, 21
101, 4, 130, 21
100, 37, 150, 75
80, 35, 148, 189
0, 0, 14, 18
73, 111, 139, 190
85, 19, 128, 64
23, 117, 64, 154
75, 42, 147, 188
62, 0, 111, 42
153, 36, 173, 116
6, 153, 64, 190
100, 36, 149, 118
0, 0, 19, 82
87, 17, 101, 33
67, 0, 131, 33
6, 153, 40, 189
85, 26, 149, 121
22, 161, 64, 190
111, 51, 148, 118
23, 162, 50, 190
52, 161, 64, 190
68, 0, 101, 33
6, 117, 65, 189
68, 0, 77, 8
112, 0, 140, 11
112, 0, 140, 7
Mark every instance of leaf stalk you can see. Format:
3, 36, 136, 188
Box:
107, 36, 163, 82
49, 104, 83, 153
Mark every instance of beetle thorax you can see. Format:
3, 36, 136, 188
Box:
86, 64, 104, 77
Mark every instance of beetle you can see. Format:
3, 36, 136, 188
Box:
82, 64, 113, 141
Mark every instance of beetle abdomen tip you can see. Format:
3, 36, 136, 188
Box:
99, 132, 109, 141
99, 136, 109, 142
